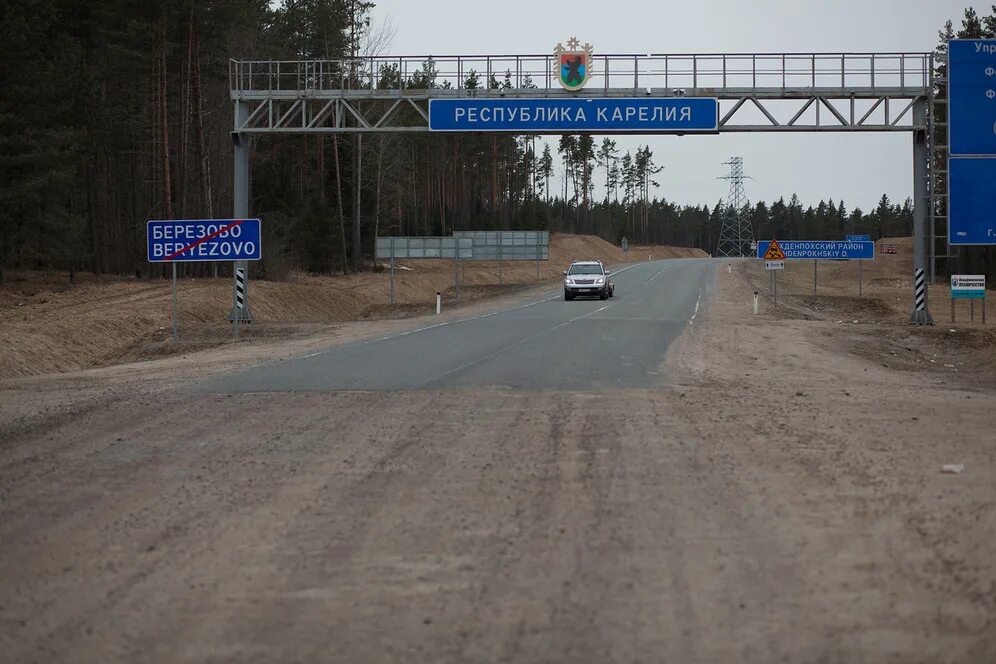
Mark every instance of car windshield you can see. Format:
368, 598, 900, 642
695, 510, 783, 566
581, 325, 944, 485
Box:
568, 264, 603, 275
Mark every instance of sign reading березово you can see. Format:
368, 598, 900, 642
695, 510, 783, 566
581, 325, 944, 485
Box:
428, 98, 719, 133
147, 219, 262, 262
756, 240, 874, 260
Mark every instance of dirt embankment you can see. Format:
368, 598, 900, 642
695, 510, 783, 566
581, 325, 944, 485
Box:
734, 236, 996, 386
0, 235, 705, 378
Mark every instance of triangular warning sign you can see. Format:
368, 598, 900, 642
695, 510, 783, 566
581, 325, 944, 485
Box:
763, 239, 786, 261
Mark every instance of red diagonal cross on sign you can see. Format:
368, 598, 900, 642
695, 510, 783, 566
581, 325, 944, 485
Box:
165, 219, 246, 261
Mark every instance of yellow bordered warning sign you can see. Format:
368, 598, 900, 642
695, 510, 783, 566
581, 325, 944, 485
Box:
762, 238, 786, 261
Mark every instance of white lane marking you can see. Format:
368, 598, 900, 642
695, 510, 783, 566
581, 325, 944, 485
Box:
689, 288, 702, 324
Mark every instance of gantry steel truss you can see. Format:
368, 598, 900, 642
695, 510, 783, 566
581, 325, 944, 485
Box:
227, 51, 939, 324
230, 52, 932, 133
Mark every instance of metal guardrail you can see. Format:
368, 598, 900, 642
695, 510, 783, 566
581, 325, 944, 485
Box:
231, 52, 932, 98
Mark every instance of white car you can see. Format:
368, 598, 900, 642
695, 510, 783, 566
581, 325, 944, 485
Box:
563, 261, 614, 300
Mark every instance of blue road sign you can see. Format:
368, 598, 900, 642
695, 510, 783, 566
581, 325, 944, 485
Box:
949, 158, 996, 245
949, 40, 996, 156
846, 234, 871, 242
428, 97, 719, 133
756, 240, 874, 260
147, 219, 262, 262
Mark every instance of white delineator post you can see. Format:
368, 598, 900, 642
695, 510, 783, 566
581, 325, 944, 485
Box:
753, 291, 759, 315
436, 291, 441, 315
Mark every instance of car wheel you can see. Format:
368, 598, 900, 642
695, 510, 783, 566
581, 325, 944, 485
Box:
565, 291, 574, 301
599, 290, 608, 300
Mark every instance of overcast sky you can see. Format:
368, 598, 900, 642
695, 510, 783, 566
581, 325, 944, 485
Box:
371, 0, 969, 211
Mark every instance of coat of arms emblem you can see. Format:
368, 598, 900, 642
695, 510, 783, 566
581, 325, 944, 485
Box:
554, 37, 593, 91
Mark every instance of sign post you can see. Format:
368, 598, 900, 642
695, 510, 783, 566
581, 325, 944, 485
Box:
847, 235, 870, 296
147, 218, 262, 342
764, 258, 784, 307
761, 241, 786, 308
171, 263, 178, 343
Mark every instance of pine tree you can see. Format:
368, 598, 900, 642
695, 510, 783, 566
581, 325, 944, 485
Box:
596, 138, 618, 204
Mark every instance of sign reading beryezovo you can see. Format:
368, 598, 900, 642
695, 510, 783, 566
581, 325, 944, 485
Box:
950, 274, 986, 299
147, 219, 262, 262
428, 98, 719, 133
756, 240, 874, 260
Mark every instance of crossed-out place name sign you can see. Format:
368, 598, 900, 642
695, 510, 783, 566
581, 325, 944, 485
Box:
147, 219, 262, 262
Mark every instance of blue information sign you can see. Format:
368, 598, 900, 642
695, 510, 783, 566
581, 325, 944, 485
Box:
846, 234, 871, 242
949, 40, 996, 156
756, 240, 874, 260
949, 158, 996, 245
147, 219, 262, 262
428, 97, 719, 133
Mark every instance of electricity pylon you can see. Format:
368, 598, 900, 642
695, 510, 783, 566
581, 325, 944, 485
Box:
715, 157, 755, 258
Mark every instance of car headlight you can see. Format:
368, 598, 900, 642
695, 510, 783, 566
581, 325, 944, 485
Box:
564, 278, 573, 285
595, 278, 604, 284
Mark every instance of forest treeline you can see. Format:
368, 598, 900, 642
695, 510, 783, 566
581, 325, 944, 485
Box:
0, 2, 989, 279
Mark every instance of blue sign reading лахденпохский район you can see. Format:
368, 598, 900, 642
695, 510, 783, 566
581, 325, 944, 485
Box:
428, 98, 719, 133
756, 240, 874, 260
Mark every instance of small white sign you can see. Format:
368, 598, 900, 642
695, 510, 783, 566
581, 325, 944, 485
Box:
951, 274, 985, 291
764, 260, 785, 270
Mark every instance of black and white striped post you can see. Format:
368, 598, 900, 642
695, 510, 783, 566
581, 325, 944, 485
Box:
233, 267, 246, 339
913, 268, 929, 318
909, 100, 934, 325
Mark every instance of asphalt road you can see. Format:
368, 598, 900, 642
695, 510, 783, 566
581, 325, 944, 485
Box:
206, 258, 714, 392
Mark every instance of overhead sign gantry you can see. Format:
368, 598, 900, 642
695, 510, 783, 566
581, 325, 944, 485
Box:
227, 45, 937, 323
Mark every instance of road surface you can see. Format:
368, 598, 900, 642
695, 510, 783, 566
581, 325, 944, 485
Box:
3, 256, 994, 663
205, 258, 712, 392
